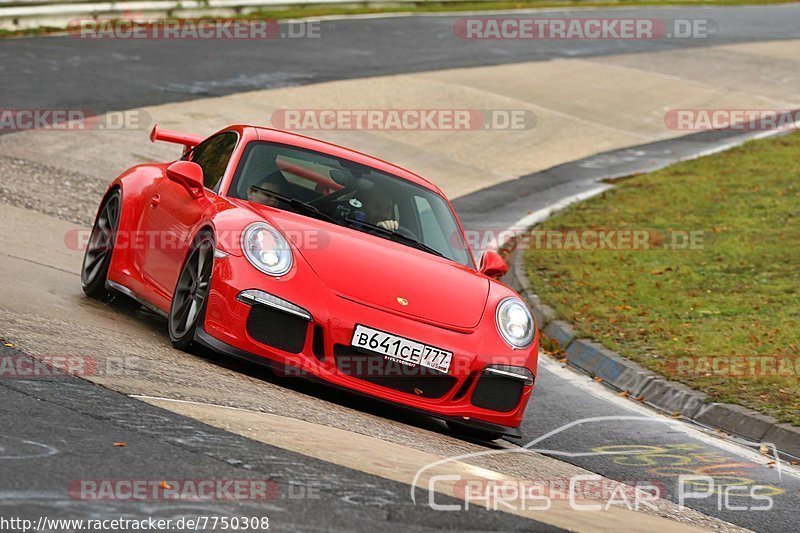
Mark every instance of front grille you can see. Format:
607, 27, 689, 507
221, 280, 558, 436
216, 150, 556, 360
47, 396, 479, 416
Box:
246, 304, 308, 353
452, 371, 478, 401
312, 325, 325, 360
471, 373, 524, 412
333, 344, 456, 399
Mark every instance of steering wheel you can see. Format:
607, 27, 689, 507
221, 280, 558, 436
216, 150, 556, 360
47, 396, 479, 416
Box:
394, 225, 419, 241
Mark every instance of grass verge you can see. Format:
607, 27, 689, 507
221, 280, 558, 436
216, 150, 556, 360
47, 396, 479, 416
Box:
524, 131, 800, 426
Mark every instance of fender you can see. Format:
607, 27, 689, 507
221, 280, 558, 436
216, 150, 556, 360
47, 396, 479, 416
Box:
105, 163, 169, 304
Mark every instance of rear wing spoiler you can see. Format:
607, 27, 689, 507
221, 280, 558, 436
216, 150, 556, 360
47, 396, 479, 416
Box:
149, 124, 204, 153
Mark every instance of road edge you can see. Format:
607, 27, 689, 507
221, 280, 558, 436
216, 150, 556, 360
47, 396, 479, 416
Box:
506, 224, 800, 460
492, 120, 800, 460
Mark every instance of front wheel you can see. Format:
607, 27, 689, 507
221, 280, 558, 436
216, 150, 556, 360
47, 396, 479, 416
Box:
169, 231, 215, 350
82, 190, 121, 300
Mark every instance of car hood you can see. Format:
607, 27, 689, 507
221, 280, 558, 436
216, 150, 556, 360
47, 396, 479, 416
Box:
251, 205, 489, 329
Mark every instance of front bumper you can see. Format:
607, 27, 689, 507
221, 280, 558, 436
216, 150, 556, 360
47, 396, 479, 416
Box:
194, 325, 524, 438
201, 253, 538, 436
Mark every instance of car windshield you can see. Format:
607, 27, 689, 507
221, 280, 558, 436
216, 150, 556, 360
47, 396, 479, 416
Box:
229, 141, 473, 267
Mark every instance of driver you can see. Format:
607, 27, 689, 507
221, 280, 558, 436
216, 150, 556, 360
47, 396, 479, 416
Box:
360, 189, 398, 231
247, 174, 289, 207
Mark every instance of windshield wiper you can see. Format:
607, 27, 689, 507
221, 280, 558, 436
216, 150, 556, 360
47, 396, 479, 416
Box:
344, 217, 445, 259
249, 186, 339, 225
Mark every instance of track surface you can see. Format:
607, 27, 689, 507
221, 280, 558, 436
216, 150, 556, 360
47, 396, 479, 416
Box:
523, 359, 799, 532
2, 6, 800, 112
2, 5, 800, 532
0, 345, 559, 532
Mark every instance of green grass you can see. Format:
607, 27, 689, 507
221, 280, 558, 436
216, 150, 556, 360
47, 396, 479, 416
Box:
2, 0, 798, 38
524, 131, 800, 426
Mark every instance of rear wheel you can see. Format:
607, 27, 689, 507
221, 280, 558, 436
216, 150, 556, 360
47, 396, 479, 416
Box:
169, 231, 214, 350
82, 190, 121, 300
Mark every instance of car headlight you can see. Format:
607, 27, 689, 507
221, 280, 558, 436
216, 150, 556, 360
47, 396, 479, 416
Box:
496, 297, 535, 348
241, 222, 293, 276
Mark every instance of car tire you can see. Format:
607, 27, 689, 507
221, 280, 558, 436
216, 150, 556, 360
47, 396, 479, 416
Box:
446, 421, 503, 442
81, 189, 122, 301
169, 230, 215, 351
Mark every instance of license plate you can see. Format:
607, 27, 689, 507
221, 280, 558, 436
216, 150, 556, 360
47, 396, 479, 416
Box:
351, 324, 453, 374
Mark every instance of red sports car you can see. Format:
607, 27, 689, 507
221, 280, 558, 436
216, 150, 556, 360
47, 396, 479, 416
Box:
82, 124, 539, 440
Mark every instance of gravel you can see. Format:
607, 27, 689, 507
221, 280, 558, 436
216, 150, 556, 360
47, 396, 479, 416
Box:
0, 155, 107, 226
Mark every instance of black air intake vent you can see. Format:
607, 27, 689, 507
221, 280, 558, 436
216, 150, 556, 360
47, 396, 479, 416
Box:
471, 373, 524, 412
246, 305, 308, 354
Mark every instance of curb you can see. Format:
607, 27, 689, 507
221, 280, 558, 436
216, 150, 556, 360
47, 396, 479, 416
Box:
507, 249, 800, 459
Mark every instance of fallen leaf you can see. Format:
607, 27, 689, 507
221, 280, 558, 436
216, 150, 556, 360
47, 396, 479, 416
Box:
618, 390, 630, 398
671, 411, 681, 418
594, 377, 604, 383
160, 481, 173, 490
759, 445, 770, 456
112, 442, 126, 447
634, 395, 645, 402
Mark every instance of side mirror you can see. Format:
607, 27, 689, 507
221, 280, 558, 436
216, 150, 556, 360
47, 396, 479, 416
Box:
166, 161, 205, 198
479, 250, 508, 279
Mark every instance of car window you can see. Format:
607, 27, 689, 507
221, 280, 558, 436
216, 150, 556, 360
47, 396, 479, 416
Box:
190, 132, 238, 191
414, 196, 450, 254
230, 141, 474, 267
276, 154, 329, 192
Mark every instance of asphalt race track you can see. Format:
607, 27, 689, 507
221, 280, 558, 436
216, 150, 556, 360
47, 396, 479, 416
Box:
2, 4, 800, 532
0, 345, 562, 532
2, 5, 800, 112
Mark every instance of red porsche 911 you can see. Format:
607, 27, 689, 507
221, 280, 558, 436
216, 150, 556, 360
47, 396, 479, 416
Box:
81, 124, 539, 440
